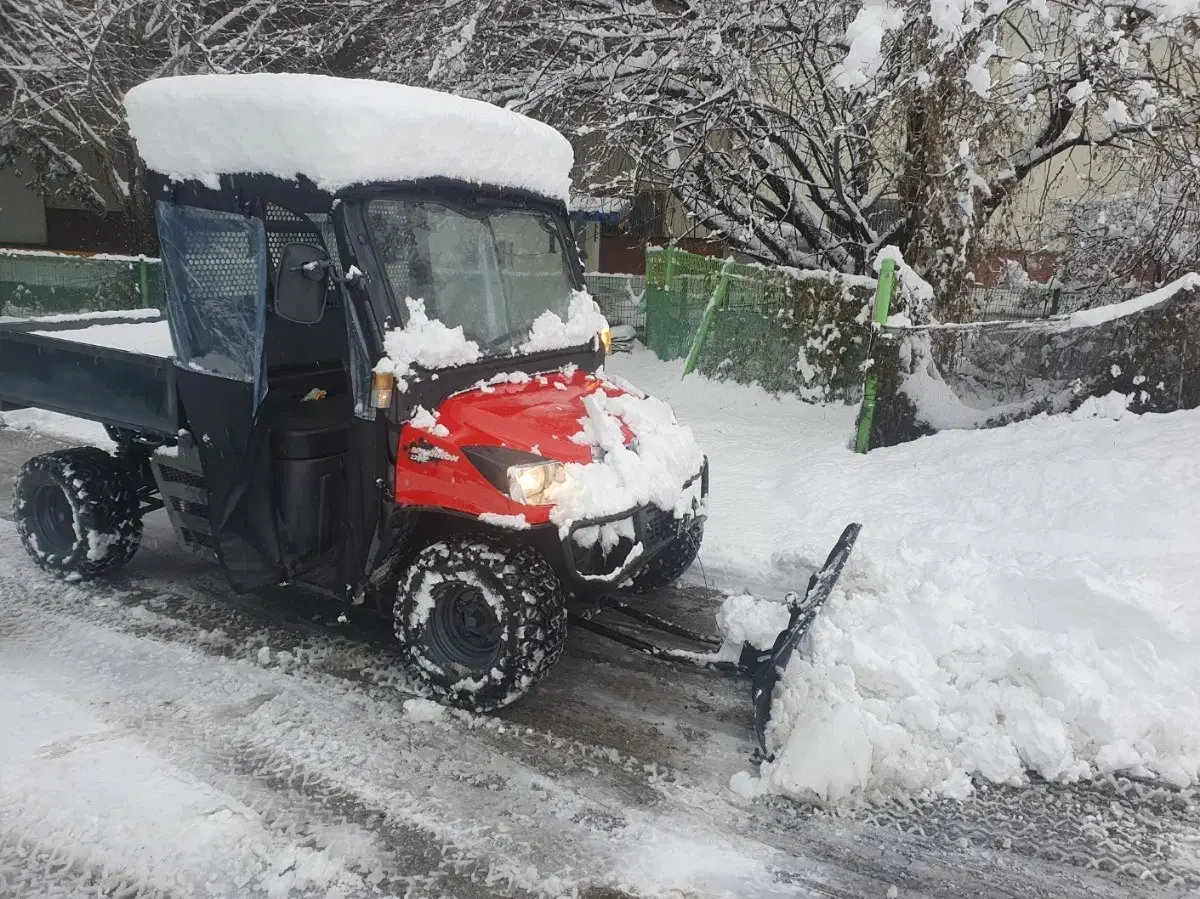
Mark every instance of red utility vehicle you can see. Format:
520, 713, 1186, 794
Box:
0, 75, 857, 756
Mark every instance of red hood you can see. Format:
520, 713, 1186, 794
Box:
432, 368, 632, 462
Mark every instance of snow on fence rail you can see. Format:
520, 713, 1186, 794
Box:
866, 274, 1200, 449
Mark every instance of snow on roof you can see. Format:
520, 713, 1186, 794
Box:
123, 75, 574, 203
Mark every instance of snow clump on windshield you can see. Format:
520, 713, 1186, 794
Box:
520, 291, 610, 355
377, 298, 482, 387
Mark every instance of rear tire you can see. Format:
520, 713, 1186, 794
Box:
12, 448, 143, 580
394, 536, 567, 713
625, 520, 704, 593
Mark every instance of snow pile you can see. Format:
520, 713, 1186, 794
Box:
409, 405, 450, 437
478, 512, 531, 530
875, 245, 934, 317
1069, 391, 1133, 421
714, 594, 790, 660
759, 528, 1200, 802
378, 297, 481, 385
124, 74, 573, 203
608, 347, 1200, 802
519, 290, 609, 355
379, 291, 607, 383
546, 387, 705, 543
403, 698, 448, 723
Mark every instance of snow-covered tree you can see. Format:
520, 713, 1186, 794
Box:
371, 0, 1200, 317
0, 0, 344, 251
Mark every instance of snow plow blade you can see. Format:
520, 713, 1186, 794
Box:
571, 523, 861, 760
750, 522, 861, 761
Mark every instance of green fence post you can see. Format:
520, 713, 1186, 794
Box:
683, 257, 735, 377
854, 258, 897, 454
137, 258, 151, 308
662, 243, 677, 291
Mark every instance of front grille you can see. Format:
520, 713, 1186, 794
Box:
159, 466, 205, 489
570, 521, 638, 579
181, 527, 214, 548
169, 496, 209, 519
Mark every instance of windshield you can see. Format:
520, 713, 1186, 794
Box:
368, 198, 575, 354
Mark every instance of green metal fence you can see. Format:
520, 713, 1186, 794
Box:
643, 246, 876, 400
0, 249, 163, 318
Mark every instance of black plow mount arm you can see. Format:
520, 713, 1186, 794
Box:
572, 522, 862, 763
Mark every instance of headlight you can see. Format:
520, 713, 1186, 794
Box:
507, 461, 566, 505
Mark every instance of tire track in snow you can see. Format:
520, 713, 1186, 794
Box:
2, 431, 1194, 897
0, 828, 182, 899
92, 566, 1200, 897
2, 529, 1182, 898
0, 556, 870, 898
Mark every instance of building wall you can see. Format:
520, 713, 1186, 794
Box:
0, 149, 140, 253
598, 235, 726, 275
0, 167, 48, 246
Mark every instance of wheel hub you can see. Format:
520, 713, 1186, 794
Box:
31, 485, 75, 554
426, 582, 503, 672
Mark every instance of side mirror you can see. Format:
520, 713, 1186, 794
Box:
275, 243, 330, 324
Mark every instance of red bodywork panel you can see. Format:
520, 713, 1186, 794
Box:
393, 368, 634, 526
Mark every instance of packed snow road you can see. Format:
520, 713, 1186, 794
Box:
4, 350, 1200, 896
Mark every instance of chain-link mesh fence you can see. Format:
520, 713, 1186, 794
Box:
0, 249, 163, 318
583, 273, 645, 333
968, 284, 1135, 321
867, 279, 1200, 449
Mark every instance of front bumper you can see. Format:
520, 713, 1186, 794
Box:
561, 457, 709, 587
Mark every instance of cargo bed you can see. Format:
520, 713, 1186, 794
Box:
0, 310, 180, 437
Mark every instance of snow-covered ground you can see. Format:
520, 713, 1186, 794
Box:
611, 347, 1200, 803
3, 345, 1200, 896
0, 408, 112, 446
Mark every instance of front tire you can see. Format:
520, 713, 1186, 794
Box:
394, 537, 567, 712
625, 520, 704, 593
12, 448, 143, 580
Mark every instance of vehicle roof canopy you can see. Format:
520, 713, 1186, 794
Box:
123, 74, 574, 205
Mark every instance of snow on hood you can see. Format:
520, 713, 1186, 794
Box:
546, 385, 705, 539
123, 74, 572, 202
